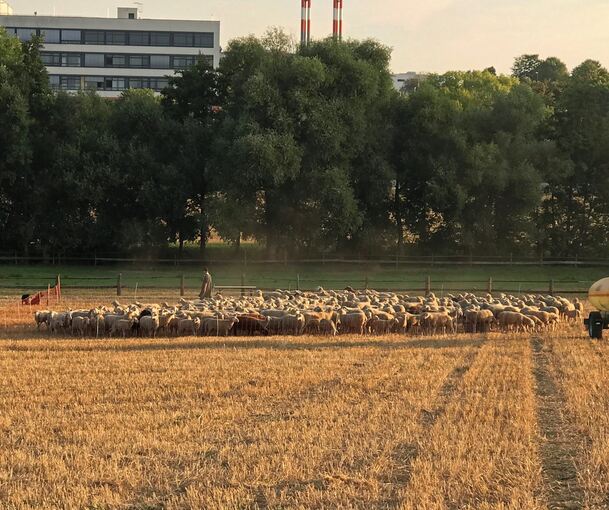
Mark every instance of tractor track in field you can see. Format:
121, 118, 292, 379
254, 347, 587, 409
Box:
378, 339, 485, 508
531, 337, 585, 510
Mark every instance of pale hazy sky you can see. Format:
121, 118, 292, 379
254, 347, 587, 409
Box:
7, 0, 609, 74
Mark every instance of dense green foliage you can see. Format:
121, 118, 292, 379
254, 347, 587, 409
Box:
2, 27, 609, 258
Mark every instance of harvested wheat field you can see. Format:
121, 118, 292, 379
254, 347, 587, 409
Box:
0, 293, 603, 509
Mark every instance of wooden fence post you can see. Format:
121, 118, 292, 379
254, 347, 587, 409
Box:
487, 277, 493, 294
47, 284, 50, 307
296, 274, 300, 291
241, 273, 245, 297
365, 275, 369, 290
549, 279, 554, 295
117, 273, 122, 296
180, 274, 185, 297
425, 275, 431, 295
56, 274, 61, 303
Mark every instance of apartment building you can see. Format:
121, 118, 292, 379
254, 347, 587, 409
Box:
0, 7, 221, 97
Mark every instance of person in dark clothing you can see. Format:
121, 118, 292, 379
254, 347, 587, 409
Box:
199, 268, 213, 299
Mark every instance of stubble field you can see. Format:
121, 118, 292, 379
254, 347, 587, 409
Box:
0, 293, 606, 509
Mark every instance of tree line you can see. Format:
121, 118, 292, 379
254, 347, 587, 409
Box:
2, 28, 609, 259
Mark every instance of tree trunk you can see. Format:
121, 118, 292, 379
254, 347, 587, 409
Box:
199, 191, 208, 255
395, 180, 403, 253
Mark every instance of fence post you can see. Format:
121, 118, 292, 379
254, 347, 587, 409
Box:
56, 274, 61, 303
241, 273, 245, 297
180, 274, 185, 297
549, 279, 554, 295
425, 275, 431, 295
487, 277, 493, 294
297, 274, 300, 291
117, 273, 122, 296
47, 284, 50, 307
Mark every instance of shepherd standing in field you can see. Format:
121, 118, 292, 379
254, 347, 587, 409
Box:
199, 268, 213, 299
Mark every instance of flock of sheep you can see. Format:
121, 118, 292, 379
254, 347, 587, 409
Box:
33, 288, 584, 338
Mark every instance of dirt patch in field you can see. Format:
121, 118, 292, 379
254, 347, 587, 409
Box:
531, 337, 585, 510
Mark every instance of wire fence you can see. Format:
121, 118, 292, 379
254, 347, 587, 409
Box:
1, 254, 609, 267
0, 272, 595, 297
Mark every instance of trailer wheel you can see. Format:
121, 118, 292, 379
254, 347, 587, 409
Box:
588, 311, 604, 339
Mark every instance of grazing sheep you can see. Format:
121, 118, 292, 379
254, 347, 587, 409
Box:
201, 317, 239, 336
177, 318, 200, 336
34, 310, 51, 330
71, 316, 90, 336
139, 316, 160, 337
110, 318, 137, 338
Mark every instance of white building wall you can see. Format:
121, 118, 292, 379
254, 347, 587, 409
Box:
0, 10, 221, 97
0, 1, 12, 15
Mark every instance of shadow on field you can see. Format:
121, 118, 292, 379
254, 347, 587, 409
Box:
2, 336, 487, 353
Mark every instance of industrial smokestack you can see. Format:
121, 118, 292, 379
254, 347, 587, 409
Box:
301, 0, 307, 45
300, 0, 311, 45
333, 0, 338, 39
338, 0, 343, 41
306, 0, 311, 45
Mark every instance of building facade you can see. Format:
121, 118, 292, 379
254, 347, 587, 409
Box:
0, 8, 220, 97
0, 1, 13, 16
392, 72, 427, 93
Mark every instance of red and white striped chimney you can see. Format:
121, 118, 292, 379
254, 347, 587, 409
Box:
338, 0, 343, 40
307, 0, 311, 44
333, 0, 338, 38
301, 0, 312, 45
301, 0, 308, 45
333, 0, 343, 40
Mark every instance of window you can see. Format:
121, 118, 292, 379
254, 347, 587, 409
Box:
150, 55, 170, 68
128, 55, 149, 68
84, 76, 104, 90
105, 78, 126, 90
49, 75, 60, 89
62, 53, 82, 67
106, 31, 127, 45
172, 55, 195, 69
5, 28, 17, 36
41, 52, 62, 66
41, 29, 60, 43
150, 32, 170, 46
128, 78, 150, 89
150, 78, 168, 91
202, 54, 214, 67
84, 53, 104, 67
84, 30, 105, 45
60, 76, 81, 90
173, 32, 193, 47
194, 32, 214, 48
15, 28, 35, 42
128, 13, 135, 19
61, 30, 81, 44
105, 54, 126, 67
128, 31, 149, 45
